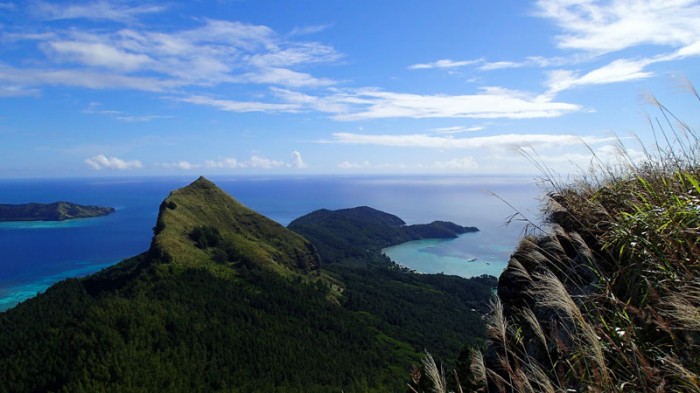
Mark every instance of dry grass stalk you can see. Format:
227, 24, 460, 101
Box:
422, 352, 447, 393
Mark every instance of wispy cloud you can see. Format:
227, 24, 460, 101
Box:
337, 160, 409, 171
544, 45, 700, 95
478, 61, 524, 71
205, 157, 239, 168
328, 87, 582, 120
430, 125, 485, 134
289, 24, 333, 37
326, 132, 615, 150
32, 0, 167, 23
410, 2, 700, 99
535, 0, 700, 55
409, 56, 578, 72
409, 58, 482, 70
44, 40, 154, 71
0, 64, 173, 91
270, 88, 350, 113
83, 103, 170, 122
1, 17, 341, 93
172, 152, 307, 170
337, 157, 477, 172
0, 85, 40, 97
85, 154, 142, 170
239, 67, 335, 88
546, 57, 655, 95
161, 160, 197, 170
183, 86, 583, 119
176, 95, 300, 113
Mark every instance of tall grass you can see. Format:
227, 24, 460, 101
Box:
413, 90, 700, 392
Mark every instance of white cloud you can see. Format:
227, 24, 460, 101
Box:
535, 0, 700, 54
2, 18, 341, 93
203, 152, 306, 169
270, 88, 349, 113
676, 40, 700, 57
290, 151, 308, 168
478, 61, 524, 71
160, 160, 198, 170
183, 86, 582, 120
177, 95, 300, 113
545, 57, 657, 94
248, 42, 340, 67
409, 56, 580, 72
338, 160, 371, 169
0, 63, 175, 91
83, 103, 169, 122
245, 155, 285, 169
44, 41, 154, 71
205, 157, 239, 168
289, 24, 332, 36
0, 85, 40, 97
33, 0, 166, 23
337, 157, 477, 172
409, 59, 482, 70
328, 88, 582, 120
239, 67, 335, 88
85, 154, 142, 170
326, 132, 615, 150
337, 160, 409, 171
430, 125, 485, 134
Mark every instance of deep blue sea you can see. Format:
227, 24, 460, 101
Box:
0, 175, 542, 311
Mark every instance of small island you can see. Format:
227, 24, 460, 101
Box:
0, 201, 115, 222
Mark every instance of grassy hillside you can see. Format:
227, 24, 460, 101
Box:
149, 176, 320, 278
411, 95, 700, 392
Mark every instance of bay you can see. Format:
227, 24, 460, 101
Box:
0, 175, 542, 311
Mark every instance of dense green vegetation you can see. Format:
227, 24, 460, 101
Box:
0, 176, 495, 392
288, 206, 478, 263
0, 201, 114, 221
1, 258, 412, 392
290, 207, 494, 364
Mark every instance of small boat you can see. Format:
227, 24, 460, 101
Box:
467, 257, 477, 262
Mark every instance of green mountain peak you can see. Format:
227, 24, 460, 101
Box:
149, 176, 320, 277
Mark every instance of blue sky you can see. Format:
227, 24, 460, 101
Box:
1, 0, 699, 178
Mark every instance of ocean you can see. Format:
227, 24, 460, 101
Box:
0, 175, 543, 311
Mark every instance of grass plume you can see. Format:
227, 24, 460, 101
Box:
414, 87, 700, 392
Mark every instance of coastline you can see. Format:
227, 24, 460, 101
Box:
382, 231, 510, 278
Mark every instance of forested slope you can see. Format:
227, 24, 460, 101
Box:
0, 177, 495, 393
